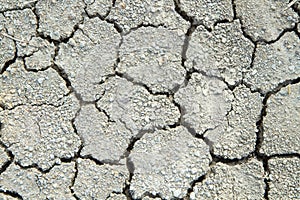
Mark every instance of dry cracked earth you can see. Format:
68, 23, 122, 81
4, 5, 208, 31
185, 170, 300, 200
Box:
0, 0, 299, 199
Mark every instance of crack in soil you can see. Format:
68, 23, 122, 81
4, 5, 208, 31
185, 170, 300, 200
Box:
0, 1, 299, 199
0, 142, 14, 175
0, 40, 17, 75
0, 189, 23, 200
0, 0, 37, 14
253, 76, 300, 200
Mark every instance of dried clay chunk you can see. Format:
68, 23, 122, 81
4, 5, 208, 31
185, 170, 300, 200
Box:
0, 95, 81, 171
97, 76, 180, 134
129, 126, 211, 199
108, 0, 189, 34
0, 162, 76, 199
244, 32, 300, 94
73, 158, 128, 199
0, 0, 36, 11
84, 0, 111, 17
0, 59, 69, 109
268, 157, 300, 200
0, 13, 15, 72
177, 0, 233, 28
192, 159, 265, 199
186, 20, 254, 85
118, 26, 186, 93
175, 74, 262, 159
235, 0, 299, 42
174, 73, 233, 136
205, 85, 262, 159
260, 83, 300, 156
2, 9, 36, 56
36, 0, 85, 40
75, 104, 134, 162
55, 17, 120, 101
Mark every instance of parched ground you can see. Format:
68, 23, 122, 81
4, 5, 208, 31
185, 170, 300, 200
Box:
0, 0, 299, 199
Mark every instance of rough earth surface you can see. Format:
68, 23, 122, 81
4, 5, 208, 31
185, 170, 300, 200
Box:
191, 159, 265, 199
268, 157, 300, 199
0, 0, 299, 199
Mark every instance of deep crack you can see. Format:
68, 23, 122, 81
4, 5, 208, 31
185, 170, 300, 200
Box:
0, 190, 23, 200
0, 0, 298, 199
173, 0, 193, 23
70, 160, 80, 200
253, 77, 300, 200
0, 40, 17, 74
0, 142, 14, 175
184, 165, 213, 200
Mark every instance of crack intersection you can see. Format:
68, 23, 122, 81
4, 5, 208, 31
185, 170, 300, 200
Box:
0, 0, 299, 199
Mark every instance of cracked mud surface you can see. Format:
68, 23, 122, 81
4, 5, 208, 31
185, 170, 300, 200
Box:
0, 0, 299, 199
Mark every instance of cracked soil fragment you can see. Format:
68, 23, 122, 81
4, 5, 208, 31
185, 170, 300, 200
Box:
84, 0, 111, 18
24, 37, 55, 71
186, 20, 254, 85
260, 83, 300, 156
0, 0, 36, 12
108, 0, 189, 33
75, 104, 133, 162
268, 157, 300, 199
118, 26, 186, 93
0, 162, 76, 199
97, 76, 180, 134
192, 159, 265, 199
129, 126, 211, 199
177, 0, 233, 28
175, 73, 262, 159
244, 32, 300, 94
205, 85, 262, 159
35, 0, 85, 40
0, 12, 55, 68
235, 0, 299, 42
1, 8, 37, 56
55, 17, 120, 101
0, 94, 81, 171
0, 59, 69, 109
174, 73, 233, 136
73, 158, 128, 199
0, 14, 15, 73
